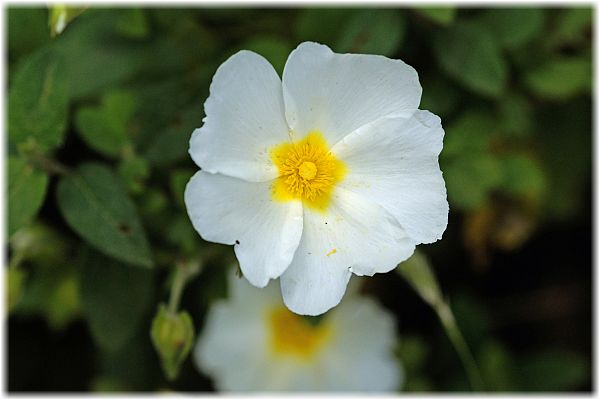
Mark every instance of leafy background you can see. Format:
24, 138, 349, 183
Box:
7, 6, 592, 392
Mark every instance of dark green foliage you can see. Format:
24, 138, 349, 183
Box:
7, 6, 591, 393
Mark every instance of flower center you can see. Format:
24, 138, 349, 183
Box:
268, 306, 332, 359
298, 161, 317, 180
270, 131, 346, 211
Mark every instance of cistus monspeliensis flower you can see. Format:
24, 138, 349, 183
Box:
185, 42, 448, 316
194, 272, 403, 392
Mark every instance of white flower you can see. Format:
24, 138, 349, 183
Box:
185, 42, 448, 316
194, 271, 403, 392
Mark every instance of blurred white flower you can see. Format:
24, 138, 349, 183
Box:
185, 41, 448, 315
194, 272, 402, 392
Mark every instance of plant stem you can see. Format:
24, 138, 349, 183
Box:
435, 300, 485, 391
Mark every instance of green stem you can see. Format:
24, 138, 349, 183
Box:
21, 141, 71, 176
167, 267, 187, 315
435, 300, 485, 391
167, 260, 201, 314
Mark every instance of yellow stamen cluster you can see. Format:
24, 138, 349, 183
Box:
268, 306, 332, 359
271, 132, 346, 211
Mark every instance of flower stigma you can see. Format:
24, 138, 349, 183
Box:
270, 131, 346, 211
268, 306, 332, 359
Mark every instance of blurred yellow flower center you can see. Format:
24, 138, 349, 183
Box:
268, 307, 332, 359
270, 131, 346, 211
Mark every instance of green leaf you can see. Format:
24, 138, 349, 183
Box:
419, 76, 460, 118
336, 9, 405, 56
414, 7, 456, 26
478, 341, 516, 391
8, 157, 49, 237
548, 7, 592, 48
295, 8, 355, 45
8, 48, 69, 151
477, 8, 544, 49
80, 248, 154, 352
524, 57, 591, 101
8, 8, 50, 63
117, 156, 150, 194
56, 163, 153, 268
444, 155, 504, 211
116, 8, 149, 39
498, 154, 546, 200
48, 5, 86, 37
143, 104, 202, 167
497, 93, 535, 138
75, 90, 136, 157
442, 111, 496, 158
517, 350, 589, 391
48, 10, 145, 99
434, 23, 508, 97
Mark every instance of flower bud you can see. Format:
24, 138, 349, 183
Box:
150, 304, 195, 381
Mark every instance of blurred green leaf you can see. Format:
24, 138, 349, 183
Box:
8, 8, 50, 63
498, 154, 546, 200
295, 8, 354, 45
478, 341, 516, 391
118, 156, 150, 194
548, 7, 592, 48
434, 22, 508, 97
524, 57, 591, 100
75, 90, 136, 157
444, 155, 504, 211
17, 261, 81, 330
116, 8, 149, 39
420, 76, 460, 118
478, 8, 544, 49
48, 10, 145, 99
80, 248, 154, 352
48, 5, 86, 37
7, 267, 27, 313
497, 93, 534, 138
56, 163, 153, 268
336, 9, 405, 56
517, 350, 589, 391
143, 104, 202, 167
442, 111, 496, 158
8, 157, 49, 237
10, 222, 69, 266
414, 7, 456, 26
9, 48, 68, 151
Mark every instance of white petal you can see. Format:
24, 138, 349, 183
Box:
280, 188, 415, 316
184, 171, 303, 287
194, 274, 275, 391
282, 42, 422, 146
333, 110, 449, 244
318, 297, 402, 391
189, 50, 290, 182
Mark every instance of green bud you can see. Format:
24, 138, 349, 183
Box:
150, 304, 195, 381
48, 5, 87, 37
